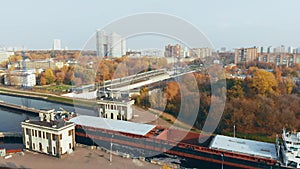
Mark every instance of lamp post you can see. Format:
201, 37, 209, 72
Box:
221, 153, 224, 169
234, 124, 236, 138
110, 134, 114, 162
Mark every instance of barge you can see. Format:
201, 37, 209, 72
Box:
69, 115, 288, 169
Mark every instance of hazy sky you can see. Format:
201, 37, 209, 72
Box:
1, 0, 300, 50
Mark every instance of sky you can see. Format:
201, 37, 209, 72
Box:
1, 0, 300, 50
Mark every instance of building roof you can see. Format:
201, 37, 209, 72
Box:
209, 135, 277, 160
69, 115, 156, 136
22, 120, 74, 130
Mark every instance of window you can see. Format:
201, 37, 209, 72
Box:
43, 132, 45, 139
111, 113, 114, 119
53, 147, 56, 155
46, 133, 50, 139
52, 134, 56, 141
39, 143, 42, 151
26, 128, 31, 135
68, 130, 72, 136
33, 143, 35, 149
38, 131, 41, 138
35, 130, 37, 137
59, 134, 62, 140
69, 143, 72, 149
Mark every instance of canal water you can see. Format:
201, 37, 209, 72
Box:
0, 94, 97, 132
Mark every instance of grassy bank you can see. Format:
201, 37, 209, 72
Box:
0, 87, 97, 109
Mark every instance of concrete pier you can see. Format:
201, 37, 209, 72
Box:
0, 132, 22, 138
0, 101, 50, 115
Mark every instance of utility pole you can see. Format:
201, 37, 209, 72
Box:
221, 153, 224, 169
110, 135, 114, 162
234, 124, 236, 138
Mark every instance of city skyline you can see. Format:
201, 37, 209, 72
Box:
1, 0, 300, 50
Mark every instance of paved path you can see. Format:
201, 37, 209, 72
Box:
0, 146, 161, 169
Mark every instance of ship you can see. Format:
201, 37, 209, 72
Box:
281, 129, 300, 168
68, 115, 292, 169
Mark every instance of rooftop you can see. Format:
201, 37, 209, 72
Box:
22, 120, 74, 130
210, 135, 277, 160
69, 115, 156, 136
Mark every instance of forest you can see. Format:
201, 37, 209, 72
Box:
134, 64, 300, 141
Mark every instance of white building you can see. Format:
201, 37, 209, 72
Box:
190, 48, 212, 59
96, 30, 126, 57
4, 69, 36, 87
287, 46, 294, 54
0, 51, 14, 63
53, 39, 62, 50
97, 99, 135, 121
21, 112, 76, 158
273, 45, 285, 53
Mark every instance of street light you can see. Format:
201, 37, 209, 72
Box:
221, 153, 224, 169
110, 134, 114, 162
234, 124, 236, 138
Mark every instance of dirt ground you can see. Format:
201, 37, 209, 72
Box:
0, 146, 161, 169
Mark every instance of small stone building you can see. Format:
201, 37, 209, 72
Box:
21, 112, 75, 158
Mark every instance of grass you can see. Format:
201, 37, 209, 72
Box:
34, 84, 72, 92
222, 131, 276, 143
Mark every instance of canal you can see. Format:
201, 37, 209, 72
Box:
0, 94, 97, 132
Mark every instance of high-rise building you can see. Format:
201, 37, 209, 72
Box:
295, 47, 300, 54
96, 30, 126, 57
234, 47, 258, 64
273, 45, 285, 53
258, 46, 264, 54
53, 39, 61, 50
267, 46, 273, 54
288, 46, 294, 54
164, 44, 181, 58
190, 48, 212, 59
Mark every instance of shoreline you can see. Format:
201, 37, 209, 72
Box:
0, 87, 97, 109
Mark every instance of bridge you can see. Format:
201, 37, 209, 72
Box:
99, 68, 196, 93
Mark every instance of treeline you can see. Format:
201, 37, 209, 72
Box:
36, 66, 95, 86
4, 52, 168, 87
135, 67, 300, 138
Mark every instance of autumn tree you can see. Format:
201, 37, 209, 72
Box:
55, 71, 65, 85
8, 55, 22, 62
44, 68, 55, 84
64, 66, 75, 85
74, 65, 95, 84
40, 75, 47, 85
247, 69, 278, 96
227, 79, 245, 99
